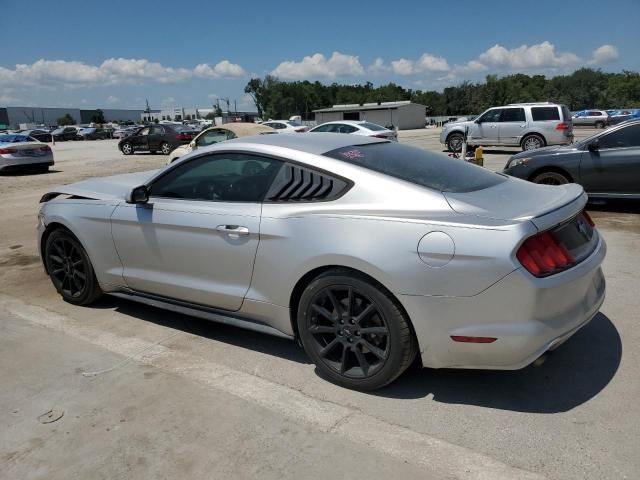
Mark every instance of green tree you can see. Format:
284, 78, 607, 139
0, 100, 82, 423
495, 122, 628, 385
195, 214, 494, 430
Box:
57, 113, 76, 126
90, 109, 105, 124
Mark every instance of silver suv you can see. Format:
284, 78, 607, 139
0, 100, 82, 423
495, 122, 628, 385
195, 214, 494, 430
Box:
440, 102, 574, 152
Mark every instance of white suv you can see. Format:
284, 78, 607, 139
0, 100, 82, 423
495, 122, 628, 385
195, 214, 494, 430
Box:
440, 102, 574, 152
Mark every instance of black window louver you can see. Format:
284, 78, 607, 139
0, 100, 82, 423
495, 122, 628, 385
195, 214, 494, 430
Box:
265, 164, 349, 202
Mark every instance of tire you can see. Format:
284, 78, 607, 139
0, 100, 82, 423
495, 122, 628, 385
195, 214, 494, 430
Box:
44, 229, 102, 306
521, 134, 545, 151
297, 270, 417, 391
160, 142, 171, 155
595, 121, 605, 129
446, 132, 464, 152
121, 142, 133, 155
531, 170, 570, 185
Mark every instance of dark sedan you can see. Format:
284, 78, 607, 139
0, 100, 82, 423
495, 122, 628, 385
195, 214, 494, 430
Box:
503, 119, 640, 198
16, 129, 52, 142
118, 124, 194, 155
77, 128, 110, 140
52, 127, 79, 141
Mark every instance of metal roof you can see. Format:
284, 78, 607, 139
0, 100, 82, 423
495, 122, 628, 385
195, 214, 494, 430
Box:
313, 101, 424, 113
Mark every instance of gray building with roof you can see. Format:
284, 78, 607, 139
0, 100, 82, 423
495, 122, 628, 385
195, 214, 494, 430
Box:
0, 106, 144, 129
313, 101, 426, 130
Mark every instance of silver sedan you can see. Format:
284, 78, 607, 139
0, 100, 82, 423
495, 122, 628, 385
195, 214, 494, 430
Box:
0, 133, 54, 172
36, 133, 606, 390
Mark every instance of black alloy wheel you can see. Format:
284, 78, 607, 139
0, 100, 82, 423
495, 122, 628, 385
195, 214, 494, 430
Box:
45, 229, 101, 305
298, 271, 417, 390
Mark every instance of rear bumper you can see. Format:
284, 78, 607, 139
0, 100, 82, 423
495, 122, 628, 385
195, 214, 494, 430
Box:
0, 156, 54, 171
400, 235, 606, 370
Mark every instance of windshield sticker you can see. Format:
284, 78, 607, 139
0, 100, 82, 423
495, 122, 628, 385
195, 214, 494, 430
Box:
340, 149, 365, 159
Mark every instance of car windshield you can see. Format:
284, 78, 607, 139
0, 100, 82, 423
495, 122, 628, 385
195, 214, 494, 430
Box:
360, 122, 385, 131
0, 134, 32, 143
324, 142, 506, 193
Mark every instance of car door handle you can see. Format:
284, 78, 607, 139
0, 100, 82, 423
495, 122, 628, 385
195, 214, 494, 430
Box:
216, 225, 250, 238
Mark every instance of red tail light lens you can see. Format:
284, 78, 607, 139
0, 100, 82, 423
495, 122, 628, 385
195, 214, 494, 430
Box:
555, 122, 569, 130
40, 146, 51, 152
176, 133, 191, 140
517, 230, 575, 277
583, 210, 595, 227
0, 148, 16, 154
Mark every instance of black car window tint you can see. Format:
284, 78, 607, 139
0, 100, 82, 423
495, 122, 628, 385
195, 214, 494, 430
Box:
479, 109, 502, 122
149, 153, 283, 202
500, 108, 525, 122
599, 124, 640, 149
324, 142, 505, 193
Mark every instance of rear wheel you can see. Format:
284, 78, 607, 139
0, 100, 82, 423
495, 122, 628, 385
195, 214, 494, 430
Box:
44, 229, 102, 305
297, 270, 417, 391
531, 170, 570, 185
121, 142, 133, 155
446, 132, 464, 152
521, 134, 545, 151
595, 121, 605, 129
160, 142, 171, 155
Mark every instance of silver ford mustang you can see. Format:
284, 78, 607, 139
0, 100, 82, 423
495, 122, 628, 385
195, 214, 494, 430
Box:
37, 133, 606, 390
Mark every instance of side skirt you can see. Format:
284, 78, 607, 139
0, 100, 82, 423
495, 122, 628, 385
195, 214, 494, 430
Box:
108, 290, 295, 340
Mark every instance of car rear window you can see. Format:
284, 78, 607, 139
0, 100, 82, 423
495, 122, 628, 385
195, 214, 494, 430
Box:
0, 134, 32, 143
360, 122, 385, 131
561, 106, 571, 121
324, 142, 506, 193
531, 107, 560, 121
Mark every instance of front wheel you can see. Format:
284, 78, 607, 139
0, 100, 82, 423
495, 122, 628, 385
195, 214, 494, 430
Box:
595, 121, 605, 129
531, 170, 569, 185
121, 142, 133, 155
160, 142, 171, 155
446, 133, 464, 152
297, 270, 417, 390
44, 229, 102, 305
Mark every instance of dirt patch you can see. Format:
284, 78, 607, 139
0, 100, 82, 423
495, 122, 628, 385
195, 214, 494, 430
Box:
0, 252, 41, 267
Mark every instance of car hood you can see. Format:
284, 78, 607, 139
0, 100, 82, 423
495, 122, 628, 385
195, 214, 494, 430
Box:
40, 170, 158, 202
443, 177, 586, 229
445, 120, 474, 129
509, 144, 580, 160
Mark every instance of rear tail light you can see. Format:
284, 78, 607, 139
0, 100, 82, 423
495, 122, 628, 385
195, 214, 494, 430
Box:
372, 134, 389, 138
583, 210, 595, 227
176, 133, 191, 140
0, 148, 16, 154
295, 127, 306, 132
555, 122, 569, 130
517, 229, 575, 277
40, 146, 51, 152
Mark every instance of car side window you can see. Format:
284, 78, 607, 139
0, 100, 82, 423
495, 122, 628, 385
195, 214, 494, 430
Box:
312, 124, 332, 132
598, 125, 640, 149
149, 153, 283, 202
337, 124, 358, 133
478, 109, 502, 123
139, 127, 150, 136
531, 107, 560, 121
500, 108, 525, 122
196, 129, 228, 146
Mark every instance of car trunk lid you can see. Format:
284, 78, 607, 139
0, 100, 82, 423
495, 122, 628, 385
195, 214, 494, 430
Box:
443, 177, 587, 231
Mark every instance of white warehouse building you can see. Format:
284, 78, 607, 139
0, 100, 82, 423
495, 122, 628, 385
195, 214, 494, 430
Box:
313, 101, 426, 130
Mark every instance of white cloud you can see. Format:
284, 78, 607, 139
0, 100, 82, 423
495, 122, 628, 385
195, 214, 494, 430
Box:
391, 58, 415, 76
105, 95, 119, 104
368, 58, 388, 74
161, 97, 176, 108
477, 41, 580, 69
391, 53, 450, 75
0, 58, 246, 88
271, 52, 364, 80
588, 45, 619, 65
193, 60, 245, 79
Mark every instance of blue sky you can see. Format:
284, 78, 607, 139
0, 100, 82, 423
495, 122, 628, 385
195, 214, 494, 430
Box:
1, 0, 638, 111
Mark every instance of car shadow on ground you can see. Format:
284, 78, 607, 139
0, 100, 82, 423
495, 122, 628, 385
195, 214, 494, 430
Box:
0, 169, 61, 176
587, 198, 640, 214
93, 296, 620, 413
376, 313, 621, 413
92, 296, 311, 365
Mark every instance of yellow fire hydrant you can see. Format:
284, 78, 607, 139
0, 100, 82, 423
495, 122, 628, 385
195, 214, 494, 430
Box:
474, 146, 484, 167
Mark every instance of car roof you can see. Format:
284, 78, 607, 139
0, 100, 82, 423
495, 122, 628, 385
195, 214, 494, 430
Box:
225, 131, 385, 154
319, 120, 366, 125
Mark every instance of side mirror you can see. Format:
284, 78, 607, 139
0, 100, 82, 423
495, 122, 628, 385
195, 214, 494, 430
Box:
126, 185, 149, 204
588, 139, 600, 152
190, 140, 197, 149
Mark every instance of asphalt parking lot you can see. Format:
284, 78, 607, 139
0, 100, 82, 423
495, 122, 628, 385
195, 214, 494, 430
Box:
1, 129, 638, 479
